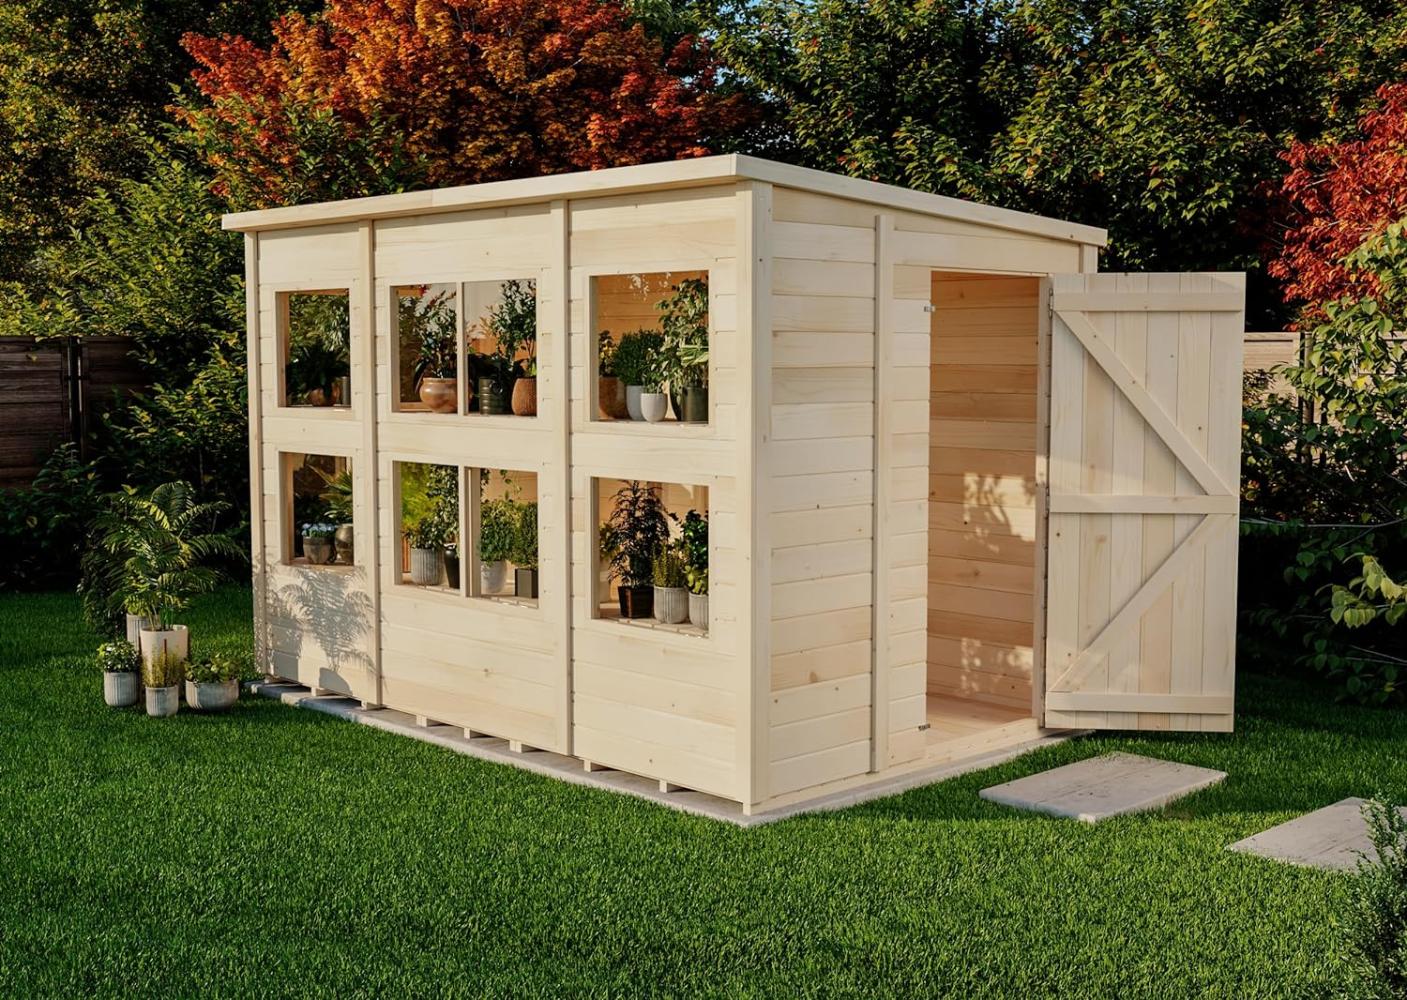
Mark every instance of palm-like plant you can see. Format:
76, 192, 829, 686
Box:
93, 482, 244, 630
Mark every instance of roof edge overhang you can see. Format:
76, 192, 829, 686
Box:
222, 153, 1108, 247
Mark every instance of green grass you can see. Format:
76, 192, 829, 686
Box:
1, 586, 1403, 998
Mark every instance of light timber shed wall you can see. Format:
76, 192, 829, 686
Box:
230, 155, 1244, 816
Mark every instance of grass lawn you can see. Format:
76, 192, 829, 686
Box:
1, 586, 1403, 998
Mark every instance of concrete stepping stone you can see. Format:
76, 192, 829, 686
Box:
1229, 797, 1406, 871
979, 751, 1226, 823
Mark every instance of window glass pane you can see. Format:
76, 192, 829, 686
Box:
593, 272, 708, 424
395, 284, 458, 413
596, 477, 708, 635
285, 453, 354, 568
283, 291, 350, 408
463, 278, 537, 416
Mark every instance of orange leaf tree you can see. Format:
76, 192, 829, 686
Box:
179, 0, 749, 209
1270, 83, 1407, 315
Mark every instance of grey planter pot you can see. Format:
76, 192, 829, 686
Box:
334, 523, 355, 565
303, 535, 334, 565
683, 385, 709, 423
625, 385, 644, 420
653, 586, 689, 625
124, 613, 153, 647
640, 392, 668, 423
515, 567, 539, 600
186, 679, 239, 712
103, 671, 140, 708
146, 685, 179, 718
409, 547, 443, 586
688, 591, 709, 631
480, 559, 507, 594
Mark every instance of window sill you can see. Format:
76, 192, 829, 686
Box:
597, 606, 708, 639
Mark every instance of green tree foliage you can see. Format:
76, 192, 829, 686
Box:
0, 0, 319, 283
706, 0, 1407, 325
0, 444, 104, 591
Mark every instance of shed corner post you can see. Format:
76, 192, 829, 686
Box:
736, 178, 773, 813
549, 197, 573, 756
356, 218, 384, 708
244, 232, 268, 675
870, 212, 895, 772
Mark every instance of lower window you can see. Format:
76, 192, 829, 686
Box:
396, 462, 460, 593
595, 477, 708, 635
283, 452, 355, 568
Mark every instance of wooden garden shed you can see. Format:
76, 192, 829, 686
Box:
225, 154, 1245, 817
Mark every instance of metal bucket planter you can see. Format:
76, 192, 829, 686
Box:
334, 523, 355, 565
145, 685, 179, 718
683, 385, 708, 423
303, 534, 334, 564
478, 377, 508, 415
409, 547, 443, 586
103, 671, 140, 708
514, 567, 539, 600
185, 679, 239, 712
481, 559, 508, 594
653, 586, 689, 625
688, 592, 709, 631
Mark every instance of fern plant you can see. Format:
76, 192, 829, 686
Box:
92, 481, 243, 631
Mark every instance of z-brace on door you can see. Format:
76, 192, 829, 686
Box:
1040, 273, 1245, 732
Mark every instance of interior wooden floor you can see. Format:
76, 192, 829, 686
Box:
923, 693, 1043, 765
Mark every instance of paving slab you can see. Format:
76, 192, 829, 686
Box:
979, 751, 1227, 823
1229, 797, 1407, 871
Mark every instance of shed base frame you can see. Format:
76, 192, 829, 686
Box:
248, 680, 1078, 826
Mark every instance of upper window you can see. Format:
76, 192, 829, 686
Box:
592, 272, 709, 425
465, 279, 538, 417
280, 291, 351, 409
394, 284, 459, 414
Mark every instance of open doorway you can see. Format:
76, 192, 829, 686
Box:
924, 272, 1044, 760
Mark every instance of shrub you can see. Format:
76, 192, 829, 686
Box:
95, 640, 140, 674
510, 501, 539, 571
0, 443, 104, 592
143, 649, 185, 689
186, 653, 241, 684
479, 499, 517, 564
613, 331, 663, 388
1343, 797, 1407, 997
652, 547, 687, 589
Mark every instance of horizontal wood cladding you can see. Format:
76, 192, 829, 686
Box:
927, 273, 1039, 712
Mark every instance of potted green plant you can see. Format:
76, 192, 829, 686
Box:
652, 546, 689, 624
604, 481, 670, 618
286, 293, 350, 407
680, 509, 709, 629
613, 330, 663, 421
474, 279, 536, 416
97, 639, 141, 708
511, 500, 540, 599
406, 516, 447, 586
185, 653, 241, 712
657, 278, 709, 422
639, 351, 668, 423
143, 648, 184, 718
319, 468, 355, 564
93, 481, 240, 667
401, 288, 458, 413
479, 497, 515, 594
302, 522, 335, 565
596, 331, 629, 419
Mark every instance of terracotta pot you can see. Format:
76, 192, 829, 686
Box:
481, 559, 508, 594
688, 591, 709, 631
640, 392, 668, 423
618, 585, 653, 619
418, 376, 458, 413
511, 376, 537, 416
409, 547, 443, 586
304, 388, 328, 407
478, 377, 508, 415
515, 567, 539, 599
653, 586, 688, 625
104, 671, 140, 708
683, 385, 709, 424
625, 385, 644, 421
145, 685, 179, 718
598, 376, 628, 420
334, 523, 355, 565
186, 679, 239, 712
303, 535, 334, 565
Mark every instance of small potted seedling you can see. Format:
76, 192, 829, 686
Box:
680, 509, 709, 630
614, 330, 663, 421
478, 497, 514, 594
605, 481, 670, 618
185, 653, 241, 712
406, 516, 447, 586
302, 522, 335, 565
639, 361, 668, 424
511, 501, 540, 599
144, 649, 184, 718
652, 546, 689, 625
658, 278, 709, 422
97, 639, 141, 708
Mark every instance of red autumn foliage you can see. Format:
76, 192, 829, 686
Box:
179, 0, 749, 209
1270, 83, 1407, 314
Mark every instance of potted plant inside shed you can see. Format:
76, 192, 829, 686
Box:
403, 288, 458, 413
95, 481, 240, 667
319, 468, 355, 565
658, 278, 709, 422
143, 649, 183, 718
406, 515, 447, 586
651, 545, 689, 624
511, 500, 540, 599
301, 522, 335, 565
286, 293, 350, 407
478, 496, 514, 594
97, 639, 141, 708
474, 278, 536, 416
613, 330, 663, 421
639, 352, 668, 424
680, 509, 709, 630
596, 331, 629, 419
604, 481, 670, 618
185, 653, 240, 712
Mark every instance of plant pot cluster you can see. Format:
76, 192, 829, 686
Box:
597, 278, 709, 425
601, 483, 709, 631
98, 627, 242, 718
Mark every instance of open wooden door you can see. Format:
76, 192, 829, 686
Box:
1038, 273, 1244, 732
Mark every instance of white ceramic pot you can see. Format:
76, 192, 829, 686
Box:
688, 592, 709, 631
103, 671, 140, 708
653, 586, 689, 625
625, 385, 644, 421
480, 559, 507, 594
139, 625, 189, 666
186, 679, 239, 712
409, 547, 443, 586
640, 392, 668, 423
124, 613, 153, 647
146, 685, 179, 718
